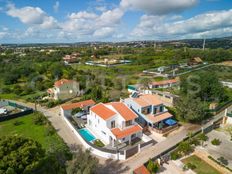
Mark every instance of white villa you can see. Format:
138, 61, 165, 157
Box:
87, 102, 143, 147
47, 79, 80, 100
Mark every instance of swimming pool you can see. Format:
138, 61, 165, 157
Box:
78, 128, 96, 142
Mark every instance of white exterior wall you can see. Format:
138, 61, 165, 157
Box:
62, 115, 126, 160
226, 117, 232, 124
87, 111, 117, 145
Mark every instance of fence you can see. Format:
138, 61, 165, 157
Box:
62, 114, 155, 160
0, 100, 33, 122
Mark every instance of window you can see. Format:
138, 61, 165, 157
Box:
160, 106, 163, 112
131, 134, 136, 139
111, 121, 115, 128
153, 107, 157, 114
125, 120, 132, 127
98, 119, 100, 124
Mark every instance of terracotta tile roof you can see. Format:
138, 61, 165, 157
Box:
91, 103, 116, 120
47, 88, 54, 93
132, 94, 163, 107
54, 79, 74, 87
107, 102, 137, 121
147, 112, 172, 123
134, 165, 150, 174
61, 99, 95, 110
151, 79, 177, 86
111, 125, 142, 139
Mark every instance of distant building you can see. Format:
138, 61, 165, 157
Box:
63, 52, 80, 65
149, 79, 178, 89
188, 57, 203, 66
87, 102, 143, 147
47, 79, 80, 100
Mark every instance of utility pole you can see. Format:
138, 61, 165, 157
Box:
203, 38, 206, 51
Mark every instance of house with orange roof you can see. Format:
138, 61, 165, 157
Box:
60, 99, 95, 118
123, 94, 177, 133
87, 102, 143, 147
47, 79, 80, 100
149, 79, 178, 89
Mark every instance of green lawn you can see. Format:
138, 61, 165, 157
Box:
182, 155, 221, 174
0, 113, 64, 151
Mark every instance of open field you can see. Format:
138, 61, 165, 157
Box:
217, 61, 232, 67
182, 155, 220, 174
0, 113, 65, 150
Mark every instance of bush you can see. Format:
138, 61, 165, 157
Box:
13, 120, 23, 126
94, 139, 104, 147
45, 124, 56, 136
211, 138, 221, 146
170, 150, 181, 160
177, 141, 193, 155
186, 162, 196, 170
33, 112, 47, 125
147, 159, 159, 174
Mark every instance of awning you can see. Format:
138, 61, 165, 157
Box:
164, 118, 177, 126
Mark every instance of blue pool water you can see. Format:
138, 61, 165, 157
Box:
79, 128, 96, 142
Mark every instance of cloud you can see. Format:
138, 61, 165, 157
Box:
120, 0, 197, 15
61, 7, 124, 39
93, 27, 115, 38
131, 8, 232, 39
6, 3, 59, 29
53, 1, 59, 13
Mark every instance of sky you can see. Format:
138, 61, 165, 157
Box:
0, 0, 232, 43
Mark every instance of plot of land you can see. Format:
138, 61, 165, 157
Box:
217, 61, 232, 67
0, 113, 65, 150
182, 155, 220, 174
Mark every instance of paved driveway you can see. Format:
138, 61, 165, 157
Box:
202, 130, 232, 169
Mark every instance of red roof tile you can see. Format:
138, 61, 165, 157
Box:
134, 165, 150, 174
61, 99, 95, 110
107, 102, 137, 121
91, 103, 116, 120
111, 125, 142, 139
133, 94, 162, 107
54, 79, 74, 87
147, 112, 172, 123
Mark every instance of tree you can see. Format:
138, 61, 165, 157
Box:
140, 78, 152, 89
180, 71, 227, 102
147, 159, 159, 174
176, 96, 207, 122
67, 145, 98, 174
0, 136, 45, 174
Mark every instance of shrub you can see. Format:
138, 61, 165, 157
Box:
170, 150, 181, 160
147, 159, 159, 174
177, 141, 193, 155
211, 138, 221, 146
33, 112, 47, 125
13, 121, 23, 126
94, 139, 104, 147
186, 162, 196, 170
45, 124, 56, 136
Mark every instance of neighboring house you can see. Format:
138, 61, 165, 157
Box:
149, 79, 178, 89
60, 99, 96, 118
222, 109, 232, 124
133, 165, 150, 174
143, 89, 179, 107
221, 81, 232, 89
123, 94, 177, 133
63, 52, 80, 65
188, 57, 203, 66
87, 102, 143, 147
47, 79, 80, 100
